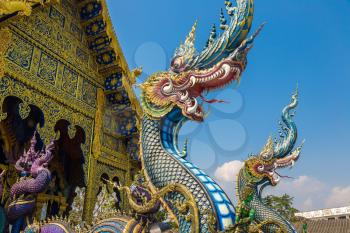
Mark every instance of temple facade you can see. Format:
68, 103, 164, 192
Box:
0, 0, 141, 223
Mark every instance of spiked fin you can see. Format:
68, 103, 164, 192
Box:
180, 139, 189, 158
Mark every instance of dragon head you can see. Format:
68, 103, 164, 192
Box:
243, 91, 304, 187
141, 0, 261, 121
15, 131, 55, 177
30, 140, 55, 177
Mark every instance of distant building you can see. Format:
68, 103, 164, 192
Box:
294, 206, 350, 233
295, 206, 350, 220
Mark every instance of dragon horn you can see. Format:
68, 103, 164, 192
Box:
174, 20, 198, 63
238, 21, 266, 51
273, 89, 299, 158
229, 22, 265, 60
185, 20, 197, 46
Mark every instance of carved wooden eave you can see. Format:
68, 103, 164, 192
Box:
77, 0, 142, 119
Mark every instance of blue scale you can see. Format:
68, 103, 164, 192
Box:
160, 108, 236, 230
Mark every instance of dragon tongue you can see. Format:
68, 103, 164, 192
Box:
199, 95, 227, 103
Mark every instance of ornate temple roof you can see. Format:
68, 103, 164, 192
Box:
85, 0, 142, 115
77, 0, 142, 118
0, 0, 142, 117
0, 0, 142, 160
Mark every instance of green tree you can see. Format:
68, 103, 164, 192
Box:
263, 194, 299, 222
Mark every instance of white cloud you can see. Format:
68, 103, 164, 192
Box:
212, 160, 244, 205
264, 175, 327, 211
302, 198, 314, 210
326, 186, 350, 208
214, 160, 244, 182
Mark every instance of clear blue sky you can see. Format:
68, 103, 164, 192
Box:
107, 0, 350, 210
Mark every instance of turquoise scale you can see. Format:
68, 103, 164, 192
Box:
160, 108, 236, 230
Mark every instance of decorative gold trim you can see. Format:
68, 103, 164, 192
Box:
4, 62, 95, 119
97, 150, 129, 169
101, 146, 128, 160
99, 0, 143, 119
123, 219, 138, 233
8, 198, 36, 208
0, 27, 11, 78
83, 157, 97, 223
92, 88, 105, 159
9, 25, 104, 88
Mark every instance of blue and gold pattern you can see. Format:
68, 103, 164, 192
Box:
126, 136, 139, 160
49, 6, 65, 27
107, 90, 130, 105
80, 1, 102, 21
33, 15, 53, 37
5, 35, 34, 71
85, 20, 106, 36
37, 51, 58, 85
82, 79, 97, 107
104, 73, 123, 90
96, 50, 116, 65
89, 36, 111, 52
56, 32, 73, 53
3, 30, 96, 116
112, 104, 129, 112
62, 66, 78, 96
117, 117, 137, 137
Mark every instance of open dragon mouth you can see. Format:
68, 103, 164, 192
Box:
256, 151, 300, 186
160, 59, 244, 121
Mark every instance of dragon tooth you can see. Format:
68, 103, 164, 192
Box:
291, 160, 295, 167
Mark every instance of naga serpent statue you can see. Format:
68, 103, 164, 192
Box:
227, 90, 303, 233
0, 131, 55, 232
1, 0, 303, 232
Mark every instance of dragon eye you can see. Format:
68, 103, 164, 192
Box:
257, 165, 264, 172
175, 59, 181, 66
261, 153, 272, 161
171, 56, 185, 72
174, 57, 183, 67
